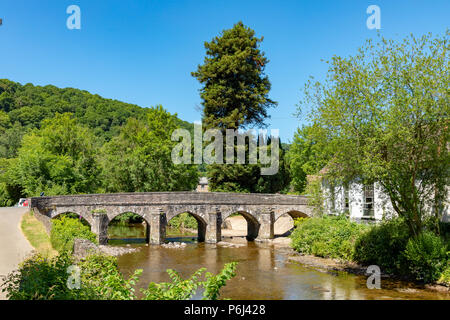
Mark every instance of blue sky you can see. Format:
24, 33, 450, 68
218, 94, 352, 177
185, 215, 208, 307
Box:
0, 0, 448, 142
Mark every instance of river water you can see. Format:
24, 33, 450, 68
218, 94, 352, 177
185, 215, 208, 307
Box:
109, 223, 450, 300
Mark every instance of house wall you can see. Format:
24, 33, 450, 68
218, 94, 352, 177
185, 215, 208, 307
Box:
322, 180, 449, 223
349, 181, 364, 219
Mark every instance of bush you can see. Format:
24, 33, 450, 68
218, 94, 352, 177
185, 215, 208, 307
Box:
353, 217, 410, 274
142, 262, 238, 300
403, 231, 448, 283
438, 263, 450, 286
77, 254, 142, 300
1, 253, 141, 300
50, 216, 97, 253
1, 253, 75, 300
290, 216, 368, 260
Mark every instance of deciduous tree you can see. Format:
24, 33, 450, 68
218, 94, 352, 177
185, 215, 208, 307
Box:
300, 32, 449, 236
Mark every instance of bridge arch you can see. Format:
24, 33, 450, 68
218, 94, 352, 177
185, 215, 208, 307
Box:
51, 211, 92, 228
107, 211, 150, 243
278, 210, 309, 221
273, 210, 308, 237
166, 211, 207, 242
222, 210, 261, 241
107, 207, 149, 223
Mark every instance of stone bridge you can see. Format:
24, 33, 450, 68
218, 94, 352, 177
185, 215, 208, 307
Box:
30, 192, 312, 245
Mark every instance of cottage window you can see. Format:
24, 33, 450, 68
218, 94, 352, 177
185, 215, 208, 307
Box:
363, 184, 374, 217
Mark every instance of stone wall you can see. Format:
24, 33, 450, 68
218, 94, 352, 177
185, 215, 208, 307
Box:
32, 207, 52, 235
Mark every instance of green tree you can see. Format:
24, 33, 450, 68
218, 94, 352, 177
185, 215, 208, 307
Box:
287, 125, 330, 193
0, 79, 191, 141
192, 22, 289, 193
0, 158, 23, 206
206, 136, 290, 193
192, 21, 277, 130
300, 32, 449, 236
50, 216, 98, 253
0, 122, 26, 159
14, 113, 101, 196
101, 106, 198, 192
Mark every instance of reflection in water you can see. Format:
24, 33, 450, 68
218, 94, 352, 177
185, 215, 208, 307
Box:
110, 223, 450, 300
108, 223, 197, 244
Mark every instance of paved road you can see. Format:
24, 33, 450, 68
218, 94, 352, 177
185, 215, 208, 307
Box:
0, 207, 33, 300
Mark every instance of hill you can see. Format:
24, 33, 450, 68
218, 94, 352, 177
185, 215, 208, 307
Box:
0, 79, 192, 141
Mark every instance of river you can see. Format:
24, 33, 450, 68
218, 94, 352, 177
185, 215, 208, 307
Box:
108, 223, 450, 300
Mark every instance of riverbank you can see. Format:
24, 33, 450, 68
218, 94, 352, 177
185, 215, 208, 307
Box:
285, 250, 449, 294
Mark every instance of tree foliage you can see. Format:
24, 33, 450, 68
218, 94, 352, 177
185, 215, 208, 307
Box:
287, 125, 330, 193
192, 22, 289, 193
50, 216, 98, 253
298, 32, 449, 236
14, 113, 101, 196
206, 137, 290, 193
0, 80, 197, 205
100, 106, 198, 192
192, 21, 276, 130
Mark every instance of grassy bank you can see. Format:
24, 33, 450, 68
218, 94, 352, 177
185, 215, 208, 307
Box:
20, 212, 57, 257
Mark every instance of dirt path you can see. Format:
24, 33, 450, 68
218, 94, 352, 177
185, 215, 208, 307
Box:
0, 207, 33, 300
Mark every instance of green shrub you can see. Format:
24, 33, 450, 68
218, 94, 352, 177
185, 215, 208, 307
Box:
50, 216, 97, 253
168, 213, 198, 230
1, 253, 76, 300
290, 216, 369, 260
77, 254, 142, 300
438, 263, 450, 286
1, 253, 141, 300
403, 231, 448, 283
202, 262, 238, 300
353, 217, 410, 274
142, 262, 238, 300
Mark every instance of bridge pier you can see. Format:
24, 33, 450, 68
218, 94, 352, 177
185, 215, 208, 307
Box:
145, 223, 150, 243
149, 209, 166, 244
247, 219, 260, 241
92, 211, 109, 245
205, 209, 222, 243
256, 209, 274, 241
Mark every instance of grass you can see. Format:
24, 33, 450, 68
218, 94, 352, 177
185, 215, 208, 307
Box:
21, 211, 57, 257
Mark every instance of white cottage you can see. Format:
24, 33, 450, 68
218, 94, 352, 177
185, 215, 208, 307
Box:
319, 171, 449, 223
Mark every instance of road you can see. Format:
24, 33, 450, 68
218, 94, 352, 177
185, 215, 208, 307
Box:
0, 207, 33, 300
